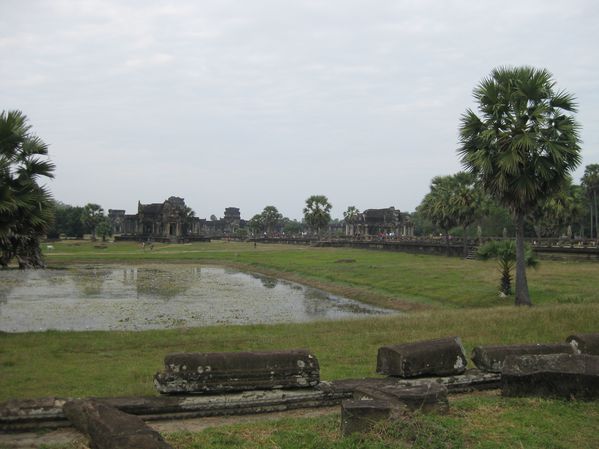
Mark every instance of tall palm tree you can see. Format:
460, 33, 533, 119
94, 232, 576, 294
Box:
261, 206, 282, 235
459, 66, 581, 306
303, 195, 332, 236
0, 110, 55, 268
581, 164, 599, 238
81, 203, 104, 240
417, 175, 458, 252
343, 206, 360, 236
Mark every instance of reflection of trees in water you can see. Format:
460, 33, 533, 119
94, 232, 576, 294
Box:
301, 287, 383, 317
0, 283, 13, 304
260, 277, 278, 289
249, 273, 279, 289
301, 288, 332, 316
72, 267, 111, 296
123, 267, 198, 300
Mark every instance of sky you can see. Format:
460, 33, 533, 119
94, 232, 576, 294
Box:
1, 0, 598, 220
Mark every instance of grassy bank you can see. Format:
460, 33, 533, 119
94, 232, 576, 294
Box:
2, 240, 599, 448
43, 240, 599, 309
2, 304, 598, 401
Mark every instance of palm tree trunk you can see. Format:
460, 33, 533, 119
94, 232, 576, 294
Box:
445, 230, 450, 256
594, 191, 598, 240
514, 212, 531, 306
590, 204, 594, 239
463, 225, 468, 258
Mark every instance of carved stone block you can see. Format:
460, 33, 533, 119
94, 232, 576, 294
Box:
501, 354, 599, 400
472, 343, 575, 372
155, 349, 320, 394
377, 337, 467, 377
63, 400, 172, 449
566, 333, 599, 355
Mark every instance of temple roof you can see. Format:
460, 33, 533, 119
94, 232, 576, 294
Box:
140, 203, 163, 215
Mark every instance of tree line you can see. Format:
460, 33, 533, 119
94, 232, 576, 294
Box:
414, 165, 599, 242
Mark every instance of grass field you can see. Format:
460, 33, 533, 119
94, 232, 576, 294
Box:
2, 240, 599, 448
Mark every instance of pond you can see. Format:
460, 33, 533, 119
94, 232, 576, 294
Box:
0, 265, 395, 332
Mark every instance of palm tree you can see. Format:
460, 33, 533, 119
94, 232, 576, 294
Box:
477, 240, 538, 296
581, 164, 599, 238
447, 172, 487, 257
417, 175, 458, 253
260, 206, 283, 235
81, 203, 104, 240
343, 206, 360, 236
248, 214, 264, 236
459, 66, 581, 306
0, 110, 55, 268
303, 195, 332, 236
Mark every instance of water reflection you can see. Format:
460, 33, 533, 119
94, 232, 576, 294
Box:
0, 264, 396, 332
71, 266, 111, 296
122, 267, 197, 300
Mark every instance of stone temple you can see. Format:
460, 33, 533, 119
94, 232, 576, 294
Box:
344, 207, 414, 237
108, 197, 243, 242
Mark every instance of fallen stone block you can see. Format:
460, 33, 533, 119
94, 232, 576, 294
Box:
341, 399, 403, 436
63, 399, 172, 449
322, 369, 500, 395
1, 388, 350, 431
155, 349, 320, 394
353, 382, 449, 413
501, 353, 599, 400
567, 333, 599, 355
471, 343, 576, 373
377, 337, 467, 378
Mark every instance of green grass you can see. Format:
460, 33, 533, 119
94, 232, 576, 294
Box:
42, 240, 599, 309
3, 240, 599, 448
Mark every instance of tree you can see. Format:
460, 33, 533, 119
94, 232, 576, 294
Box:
46, 201, 87, 238
303, 195, 332, 236
343, 206, 360, 236
260, 206, 282, 235
531, 178, 585, 238
477, 240, 538, 296
417, 172, 487, 255
417, 175, 459, 251
81, 203, 104, 240
281, 218, 303, 236
459, 66, 581, 306
581, 164, 599, 238
0, 111, 55, 268
95, 217, 113, 242
248, 214, 264, 236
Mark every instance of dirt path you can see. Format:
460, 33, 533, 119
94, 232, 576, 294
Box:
0, 407, 339, 449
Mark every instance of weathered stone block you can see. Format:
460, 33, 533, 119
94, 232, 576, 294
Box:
567, 333, 599, 355
155, 349, 320, 394
501, 354, 599, 400
353, 382, 449, 413
377, 337, 467, 378
63, 399, 172, 449
471, 343, 575, 373
340, 399, 402, 436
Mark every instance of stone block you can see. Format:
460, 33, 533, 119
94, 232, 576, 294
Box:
566, 333, 599, 355
340, 399, 402, 436
501, 354, 599, 400
471, 343, 575, 372
377, 337, 467, 378
353, 382, 449, 413
63, 399, 172, 449
155, 349, 319, 394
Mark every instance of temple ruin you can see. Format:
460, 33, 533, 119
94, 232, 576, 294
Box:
344, 207, 414, 238
108, 197, 243, 242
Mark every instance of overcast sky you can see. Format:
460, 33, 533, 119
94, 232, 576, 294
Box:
2, 0, 598, 220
